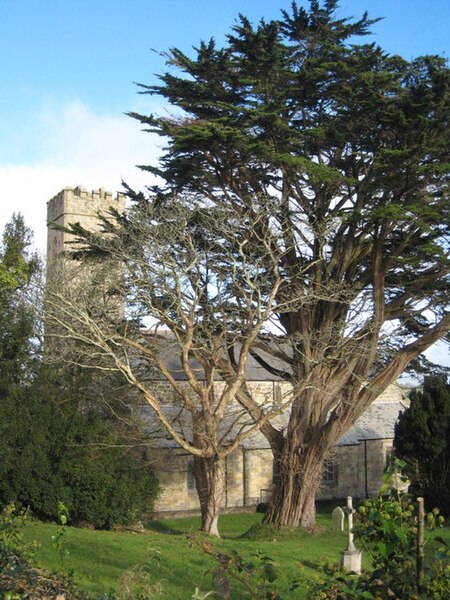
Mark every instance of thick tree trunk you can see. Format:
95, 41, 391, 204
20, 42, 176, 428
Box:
192, 455, 225, 537
263, 441, 328, 529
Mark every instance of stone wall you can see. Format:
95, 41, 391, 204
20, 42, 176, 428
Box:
151, 438, 395, 513
365, 439, 394, 496
151, 449, 200, 512
243, 448, 273, 506
225, 448, 245, 507
317, 440, 394, 500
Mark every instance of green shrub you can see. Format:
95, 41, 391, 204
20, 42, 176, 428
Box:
0, 387, 160, 529
306, 493, 449, 599
0, 386, 60, 517
394, 376, 450, 516
59, 413, 160, 528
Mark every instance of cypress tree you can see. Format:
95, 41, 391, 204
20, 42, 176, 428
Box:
127, 1, 449, 528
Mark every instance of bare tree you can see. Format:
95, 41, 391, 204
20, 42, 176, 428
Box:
45, 199, 299, 536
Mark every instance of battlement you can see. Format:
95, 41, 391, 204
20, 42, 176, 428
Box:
47, 185, 126, 262
49, 185, 125, 203
47, 186, 125, 223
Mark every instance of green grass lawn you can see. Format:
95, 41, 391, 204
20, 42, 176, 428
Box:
23, 507, 450, 599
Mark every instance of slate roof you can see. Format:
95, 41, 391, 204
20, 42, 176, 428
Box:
142, 395, 407, 450
240, 397, 407, 450
139, 332, 290, 381
337, 400, 407, 446
137, 332, 409, 449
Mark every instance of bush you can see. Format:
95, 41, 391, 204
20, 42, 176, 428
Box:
58, 412, 160, 528
306, 476, 450, 599
0, 386, 160, 529
0, 386, 59, 517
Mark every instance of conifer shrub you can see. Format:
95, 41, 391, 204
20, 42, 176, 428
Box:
394, 376, 450, 516
56, 411, 160, 529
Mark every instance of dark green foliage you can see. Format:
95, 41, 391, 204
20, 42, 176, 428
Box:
0, 215, 160, 529
394, 376, 450, 515
0, 384, 160, 528
57, 410, 160, 529
0, 384, 56, 517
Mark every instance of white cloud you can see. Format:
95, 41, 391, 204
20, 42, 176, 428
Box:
0, 101, 162, 255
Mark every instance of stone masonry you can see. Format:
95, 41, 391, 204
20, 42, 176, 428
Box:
47, 186, 126, 263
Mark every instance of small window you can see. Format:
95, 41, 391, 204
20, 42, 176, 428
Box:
322, 460, 338, 485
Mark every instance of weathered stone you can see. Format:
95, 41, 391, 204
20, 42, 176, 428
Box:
341, 549, 362, 574
332, 506, 345, 531
47, 186, 125, 263
125, 521, 145, 533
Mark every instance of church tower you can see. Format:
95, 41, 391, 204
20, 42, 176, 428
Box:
47, 186, 126, 262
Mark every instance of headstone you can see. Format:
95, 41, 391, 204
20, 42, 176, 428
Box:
332, 506, 345, 531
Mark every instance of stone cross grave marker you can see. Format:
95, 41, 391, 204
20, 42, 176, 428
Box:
344, 495, 356, 552
336, 495, 362, 573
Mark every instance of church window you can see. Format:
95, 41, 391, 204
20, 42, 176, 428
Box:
322, 459, 338, 484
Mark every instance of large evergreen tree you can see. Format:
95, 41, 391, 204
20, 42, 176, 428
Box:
127, 0, 449, 527
394, 377, 450, 516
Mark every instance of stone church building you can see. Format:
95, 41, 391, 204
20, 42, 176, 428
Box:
149, 382, 406, 514
47, 186, 408, 514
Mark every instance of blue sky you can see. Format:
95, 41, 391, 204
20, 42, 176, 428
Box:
1, 0, 449, 253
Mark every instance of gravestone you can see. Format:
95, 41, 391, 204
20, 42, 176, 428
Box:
331, 506, 345, 531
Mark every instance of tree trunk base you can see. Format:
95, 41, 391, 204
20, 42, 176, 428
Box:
193, 455, 225, 537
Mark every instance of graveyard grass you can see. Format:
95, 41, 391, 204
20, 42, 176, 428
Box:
22, 505, 450, 598
22, 505, 345, 597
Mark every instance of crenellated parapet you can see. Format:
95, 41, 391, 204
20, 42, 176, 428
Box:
47, 186, 126, 262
